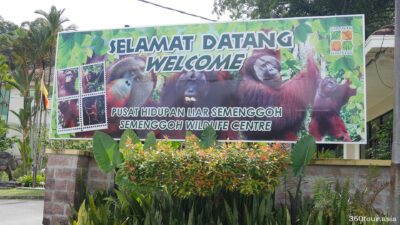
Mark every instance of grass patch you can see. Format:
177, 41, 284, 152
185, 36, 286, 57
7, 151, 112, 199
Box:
0, 188, 45, 197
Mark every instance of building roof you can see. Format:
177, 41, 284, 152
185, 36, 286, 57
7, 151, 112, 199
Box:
371, 24, 394, 35
365, 26, 394, 121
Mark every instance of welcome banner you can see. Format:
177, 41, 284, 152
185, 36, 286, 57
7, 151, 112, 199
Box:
50, 15, 366, 143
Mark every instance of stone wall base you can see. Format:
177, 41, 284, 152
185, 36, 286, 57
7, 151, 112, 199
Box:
42, 150, 113, 225
274, 163, 391, 213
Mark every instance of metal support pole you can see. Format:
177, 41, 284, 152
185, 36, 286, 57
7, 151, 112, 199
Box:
390, 0, 400, 223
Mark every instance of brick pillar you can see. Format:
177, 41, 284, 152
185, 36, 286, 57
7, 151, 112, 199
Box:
42, 149, 113, 225
87, 159, 114, 190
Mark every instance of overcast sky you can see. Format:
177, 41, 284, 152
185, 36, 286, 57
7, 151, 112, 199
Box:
0, 0, 231, 31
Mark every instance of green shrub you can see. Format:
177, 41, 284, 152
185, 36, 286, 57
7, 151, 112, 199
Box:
70, 183, 390, 225
0, 172, 8, 181
70, 188, 293, 225
47, 138, 93, 151
17, 174, 45, 187
0, 135, 18, 152
119, 134, 290, 198
69, 132, 389, 225
91, 128, 290, 198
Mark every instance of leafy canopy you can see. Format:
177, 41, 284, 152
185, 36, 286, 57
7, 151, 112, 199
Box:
213, 0, 394, 37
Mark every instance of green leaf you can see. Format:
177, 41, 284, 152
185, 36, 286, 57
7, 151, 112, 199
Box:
170, 141, 181, 149
294, 23, 312, 43
244, 204, 250, 225
350, 75, 361, 87
224, 200, 234, 225
143, 132, 156, 150
333, 56, 355, 71
187, 204, 195, 225
119, 129, 140, 150
316, 39, 329, 54
247, 22, 262, 31
317, 210, 323, 224
93, 131, 118, 173
343, 70, 352, 79
85, 48, 93, 58
311, 20, 325, 33
185, 131, 194, 137
201, 125, 217, 148
76, 200, 92, 225
285, 59, 298, 68
286, 207, 291, 225
346, 103, 355, 110
75, 75, 79, 91
308, 33, 319, 46
112, 146, 124, 169
320, 18, 335, 32
92, 36, 105, 55
291, 135, 316, 177
258, 196, 266, 223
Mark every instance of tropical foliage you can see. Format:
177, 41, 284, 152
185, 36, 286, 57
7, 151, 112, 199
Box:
47, 138, 93, 151
69, 131, 389, 225
0, 119, 17, 152
212, 0, 394, 37
71, 184, 390, 225
120, 135, 289, 198
0, 6, 75, 186
93, 127, 290, 198
366, 113, 392, 159
17, 174, 45, 187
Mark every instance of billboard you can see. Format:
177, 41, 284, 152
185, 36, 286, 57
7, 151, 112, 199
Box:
50, 15, 366, 143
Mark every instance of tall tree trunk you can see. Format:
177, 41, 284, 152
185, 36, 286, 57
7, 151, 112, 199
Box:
22, 132, 27, 175
32, 105, 42, 188
21, 58, 30, 176
32, 70, 45, 188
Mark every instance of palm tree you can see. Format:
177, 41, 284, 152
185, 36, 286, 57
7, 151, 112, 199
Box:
10, 28, 34, 77
26, 20, 51, 77
4, 6, 76, 180
0, 6, 76, 180
35, 6, 76, 35
7, 23, 46, 177
35, 6, 76, 85
0, 17, 18, 66
25, 21, 52, 186
33, 6, 76, 186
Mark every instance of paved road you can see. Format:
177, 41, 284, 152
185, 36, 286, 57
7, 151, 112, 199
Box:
0, 200, 44, 225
